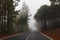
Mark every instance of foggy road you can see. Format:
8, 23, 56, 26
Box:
1, 32, 52, 40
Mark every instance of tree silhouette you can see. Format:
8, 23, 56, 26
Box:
34, 0, 60, 31
16, 2, 29, 32
0, 0, 20, 36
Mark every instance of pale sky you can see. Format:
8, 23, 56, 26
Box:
16, 0, 51, 31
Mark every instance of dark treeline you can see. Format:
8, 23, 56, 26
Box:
0, 0, 29, 36
34, 0, 60, 31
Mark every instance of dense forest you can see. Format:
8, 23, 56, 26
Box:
34, 0, 60, 31
0, 0, 29, 36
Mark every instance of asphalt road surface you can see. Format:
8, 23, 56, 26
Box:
1, 31, 52, 40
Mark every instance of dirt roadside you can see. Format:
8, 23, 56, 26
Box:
42, 28, 60, 40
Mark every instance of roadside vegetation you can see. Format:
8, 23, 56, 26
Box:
34, 0, 60, 31
0, 0, 29, 36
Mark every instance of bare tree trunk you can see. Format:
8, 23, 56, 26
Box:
44, 18, 47, 31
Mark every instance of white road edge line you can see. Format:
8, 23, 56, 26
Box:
40, 32, 54, 40
26, 34, 31, 40
0, 32, 25, 40
0, 34, 20, 40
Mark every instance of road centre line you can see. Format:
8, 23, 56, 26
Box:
26, 34, 32, 40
